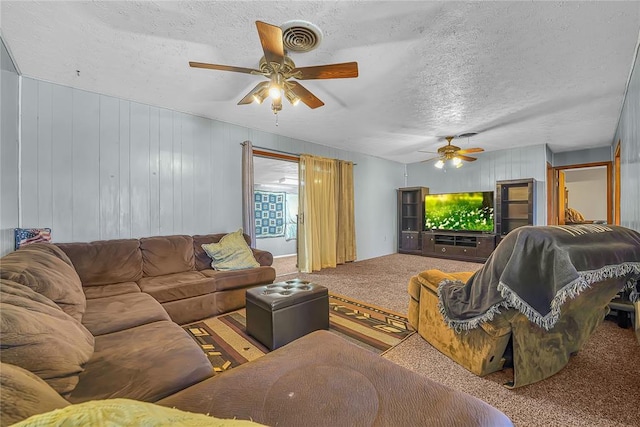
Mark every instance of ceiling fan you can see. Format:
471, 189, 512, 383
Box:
420, 136, 485, 168
189, 21, 359, 116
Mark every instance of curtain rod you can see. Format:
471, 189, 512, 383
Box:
253, 145, 300, 157
241, 143, 357, 165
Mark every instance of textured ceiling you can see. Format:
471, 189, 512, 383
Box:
2, 1, 639, 164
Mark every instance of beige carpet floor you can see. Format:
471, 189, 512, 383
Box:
294, 253, 640, 427
271, 254, 298, 278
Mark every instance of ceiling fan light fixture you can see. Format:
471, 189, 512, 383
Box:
252, 86, 269, 104
271, 98, 283, 115
435, 159, 445, 169
269, 83, 282, 100
285, 90, 300, 106
268, 73, 284, 100
452, 157, 462, 166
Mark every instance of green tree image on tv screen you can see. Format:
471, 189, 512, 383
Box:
425, 192, 494, 232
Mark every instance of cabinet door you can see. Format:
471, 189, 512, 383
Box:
476, 235, 496, 258
401, 232, 420, 251
422, 233, 435, 254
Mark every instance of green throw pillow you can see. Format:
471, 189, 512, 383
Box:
13, 398, 266, 426
201, 229, 260, 271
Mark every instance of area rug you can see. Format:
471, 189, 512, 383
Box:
184, 293, 414, 374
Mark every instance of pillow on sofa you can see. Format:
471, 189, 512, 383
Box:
0, 363, 70, 426
0, 245, 86, 321
12, 398, 266, 427
202, 229, 260, 271
0, 280, 95, 395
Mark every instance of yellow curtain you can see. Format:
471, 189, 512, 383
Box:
298, 155, 356, 273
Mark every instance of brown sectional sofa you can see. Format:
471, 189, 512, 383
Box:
56, 233, 276, 325
0, 237, 513, 426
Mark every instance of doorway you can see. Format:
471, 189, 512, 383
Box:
252, 154, 299, 277
551, 162, 612, 225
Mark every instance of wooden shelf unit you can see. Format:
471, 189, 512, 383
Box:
495, 178, 535, 237
397, 187, 429, 254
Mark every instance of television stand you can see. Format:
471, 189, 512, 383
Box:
422, 231, 496, 262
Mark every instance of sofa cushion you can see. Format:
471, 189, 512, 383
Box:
0, 246, 86, 321
68, 320, 213, 403
0, 363, 71, 426
200, 267, 276, 292
137, 271, 215, 303
0, 280, 95, 395
82, 293, 171, 336
157, 330, 513, 427
201, 229, 260, 271
57, 239, 143, 286
193, 233, 252, 271
16, 242, 75, 267
83, 282, 141, 299
140, 235, 195, 277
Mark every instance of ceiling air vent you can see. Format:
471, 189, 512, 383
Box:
281, 20, 323, 53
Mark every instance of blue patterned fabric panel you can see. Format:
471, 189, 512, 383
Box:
254, 191, 285, 238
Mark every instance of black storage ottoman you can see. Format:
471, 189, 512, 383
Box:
246, 279, 329, 350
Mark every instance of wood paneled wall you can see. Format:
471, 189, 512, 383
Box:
1, 38, 20, 256
406, 144, 548, 225
12, 78, 405, 260
20, 79, 244, 242
613, 49, 640, 231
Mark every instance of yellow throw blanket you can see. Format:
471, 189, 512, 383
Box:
13, 398, 266, 427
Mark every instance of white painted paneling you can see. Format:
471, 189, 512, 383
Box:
99, 96, 120, 240
118, 100, 131, 238
17, 78, 405, 260
129, 102, 151, 238
613, 50, 640, 231
37, 83, 53, 227
171, 110, 183, 234
180, 115, 195, 234
158, 109, 174, 235
406, 144, 547, 225
0, 38, 20, 255
20, 78, 38, 227
51, 84, 74, 241
71, 89, 100, 242
192, 115, 212, 235
553, 146, 611, 167
148, 107, 160, 236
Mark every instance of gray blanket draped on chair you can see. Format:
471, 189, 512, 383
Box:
438, 225, 640, 331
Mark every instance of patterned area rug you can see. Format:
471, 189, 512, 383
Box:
184, 293, 414, 374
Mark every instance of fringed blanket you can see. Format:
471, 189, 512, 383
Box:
438, 225, 640, 332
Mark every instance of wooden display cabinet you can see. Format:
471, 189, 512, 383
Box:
397, 187, 429, 254
495, 178, 535, 237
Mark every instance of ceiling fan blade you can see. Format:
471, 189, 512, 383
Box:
288, 81, 325, 109
457, 154, 477, 162
237, 81, 270, 105
457, 147, 484, 155
292, 62, 359, 80
189, 61, 261, 75
256, 21, 284, 66
420, 156, 440, 163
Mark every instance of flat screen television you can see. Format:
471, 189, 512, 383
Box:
424, 191, 494, 232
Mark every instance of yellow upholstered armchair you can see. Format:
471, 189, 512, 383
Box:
408, 225, 640, 388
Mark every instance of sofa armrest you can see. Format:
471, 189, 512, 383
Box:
251, 248, 273, 267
